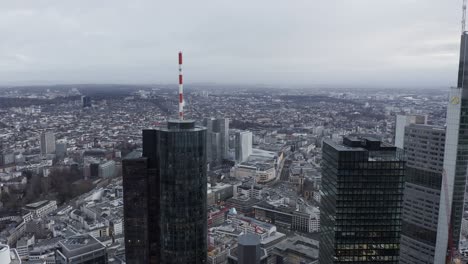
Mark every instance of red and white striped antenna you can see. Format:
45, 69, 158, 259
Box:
178, 51, 184, 120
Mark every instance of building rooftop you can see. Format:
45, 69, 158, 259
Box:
58, 234, 105, 258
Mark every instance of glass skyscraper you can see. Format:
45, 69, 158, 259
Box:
320, 137, 405, 264
434, 31, 468, 262
123, 120, 207, 264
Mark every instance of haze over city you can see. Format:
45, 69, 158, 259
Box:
0, 0, 463, 88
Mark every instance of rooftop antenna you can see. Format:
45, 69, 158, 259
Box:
178, 51, 184, 120
463, 0, 467, 33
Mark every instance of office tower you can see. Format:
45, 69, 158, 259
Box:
55, 234, 107, 263
398, 124, 445, 264
394, 114, 426, 149
320, 137, 405, 264
227, 234, 267, 264
123, 120, 207, 264
40, 132, 56, 155
204, 118, 229, 165
56, 140, 67, 158
235, 131, 252, 163
81, 96, 91, 108
434, 30, 468, 262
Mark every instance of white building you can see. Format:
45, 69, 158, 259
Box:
235, 131, 252, 163
40, 132, 56, 155
394, 115, 426, 149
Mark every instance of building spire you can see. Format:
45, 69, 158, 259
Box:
463, 0, 466, 33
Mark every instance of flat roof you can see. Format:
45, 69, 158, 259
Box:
58, 234, 105, 258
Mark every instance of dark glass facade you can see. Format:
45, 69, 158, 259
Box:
320, 137, 405, 264
123, 120, 207, 264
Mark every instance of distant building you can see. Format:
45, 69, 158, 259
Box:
123, 120, 207, 264
204, 118, 229, 165
0, 153, 15, 167
81, 96, 91, 108
55, 234, 107, 264
235, 131, 252, 163
40, 132, 56, 155
399, 124, 445, 264
320, 137, 405, 264
394, 114, 426, 149
56, 140, 67, 158
99, 160, 116, 178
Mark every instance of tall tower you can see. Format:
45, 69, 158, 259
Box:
235, 131, 253, 163
319, 136, 405, 264
40, 132, 56, 155
123, 52, 207, 264
399, 124, 445, 264
434, 12, 468, 262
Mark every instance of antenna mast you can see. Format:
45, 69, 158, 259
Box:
463, 0, 467, 33
178, 52, 184, 120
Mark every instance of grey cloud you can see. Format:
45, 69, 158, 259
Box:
0, 0, 464, 88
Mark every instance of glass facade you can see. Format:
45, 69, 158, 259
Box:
122, 158, 150, 264
435, 32, 468, 263
123, 120, 207, 264
320, 137, 405, 264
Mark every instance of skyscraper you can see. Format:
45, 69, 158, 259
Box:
123, 120, 207, 264
434, 31, 468, 262
40, 132, 56, 155
235, 131, 252, 163
204, 118, 229, 166
81, 96, 91, 108
320, 136, 405, 264
398, 124, 445, 264
394, 114, 426, 149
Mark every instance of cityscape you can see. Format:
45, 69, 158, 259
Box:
0, 1, 467, 264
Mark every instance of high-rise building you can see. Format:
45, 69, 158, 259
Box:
55, 234, 107, 264
123, 120, 207, 264
235, 131, 252, 163
394, 114, 426, 149
40, 132, 56, 155
434, 31, 468, 262
81, 96, 91, 108
204, 118, 229, 165
398, 124, 445, 264
56, 140, 67, 158
320, 136, 405, 264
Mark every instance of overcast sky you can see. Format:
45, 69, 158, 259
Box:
0, 1, 464, 88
